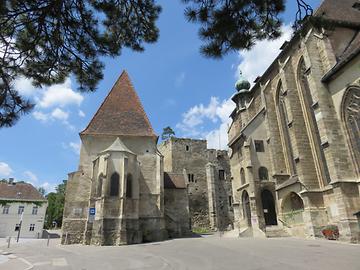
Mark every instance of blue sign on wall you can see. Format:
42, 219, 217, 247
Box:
89, 208, 96, 215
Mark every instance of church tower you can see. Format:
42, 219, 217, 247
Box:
62, 71, 166, 245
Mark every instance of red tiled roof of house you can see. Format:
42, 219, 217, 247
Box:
81, 71, 157, 137
0, 182, 46, 201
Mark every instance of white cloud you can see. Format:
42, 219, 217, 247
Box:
33, 111, 49, 122
14, 77, 84, 129
69, 142, 81, 154
62, 141, 81, 155
176, 97, 235, 149
33, 107, 75, 130
51, 108, 69, 121
0, 162, 13, 177
13, 76, 37, 97
176, 97, 219, 135
175, 72, 186, 88
23, 170, 38, 183
39, 182, 56, 193
22, 170, 56, 193
206, 121, 230, 150
236, 25, 293, 83
78, 110, 85, 117
38, 78, 83, 108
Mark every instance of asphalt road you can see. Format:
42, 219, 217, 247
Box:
1, 235, 359, 270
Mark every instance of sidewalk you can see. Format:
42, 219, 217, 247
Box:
0, 238, 43, 270
0, 254, 32, 270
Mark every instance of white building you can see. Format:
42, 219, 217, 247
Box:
0, 180, 47, 238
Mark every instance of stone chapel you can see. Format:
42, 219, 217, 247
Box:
62, 71, 172, 245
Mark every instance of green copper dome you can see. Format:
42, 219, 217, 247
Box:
235, 71, 251, 92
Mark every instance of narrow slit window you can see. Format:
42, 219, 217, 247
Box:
219, 170, 225, 180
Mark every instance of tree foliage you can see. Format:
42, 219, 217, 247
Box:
182, 0, 286, 58
38, 187, 46, 196
44, 180, 67, 229
0, 0, 161, 127
161, 126, 175, 140
0, 0, 316, 127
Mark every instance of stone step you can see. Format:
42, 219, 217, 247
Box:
265, 226, 291, 238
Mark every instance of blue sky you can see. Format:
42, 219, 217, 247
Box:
0, 0, 320, 192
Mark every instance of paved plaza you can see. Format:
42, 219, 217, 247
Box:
0, 235, 359, 270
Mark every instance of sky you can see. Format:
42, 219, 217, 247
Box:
0, 0, 321, 192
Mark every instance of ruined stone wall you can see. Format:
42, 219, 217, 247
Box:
159, 137, 233, 231
164, 188, 191, 238
61, 171, 91, 244
206, 150, 234, 230
170, 138, 209, 229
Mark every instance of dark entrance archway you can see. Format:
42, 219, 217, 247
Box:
261, 189, 277, 226
242, 191, 251, 227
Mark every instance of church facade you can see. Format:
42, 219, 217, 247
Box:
62, 72, 169, 245
228, 0, 360, 242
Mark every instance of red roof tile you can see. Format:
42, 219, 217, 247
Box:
81, 71, 157, 137
0, 182, 46, 201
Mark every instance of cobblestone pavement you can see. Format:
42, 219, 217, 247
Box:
0, 235, 359, 270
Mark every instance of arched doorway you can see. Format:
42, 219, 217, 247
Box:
242, 191, 251, 227
282, 192, 304, 224
261, 189, 277, 226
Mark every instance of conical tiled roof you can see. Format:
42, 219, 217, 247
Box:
81, 71, 156, 137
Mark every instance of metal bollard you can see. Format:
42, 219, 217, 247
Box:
7, 236, 11, 248
47, 235, 50, 247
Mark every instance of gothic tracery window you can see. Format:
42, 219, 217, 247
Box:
343, 87, 360, 173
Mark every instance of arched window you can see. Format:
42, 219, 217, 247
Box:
109, 172, 119, 196
242, 191, 251, 226
126, 174, 132, 198
258, 167, 268, 181
97, 174, 103, 197
240, 168, 246, 185
342, 87, 360, 175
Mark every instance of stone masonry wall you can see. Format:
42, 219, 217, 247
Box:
159, 137, 233, 231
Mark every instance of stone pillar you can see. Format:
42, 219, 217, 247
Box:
300, 191, 328, 238
206, 163, 218, 230
332, 182, 360, 242
116, 156, 128, 245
